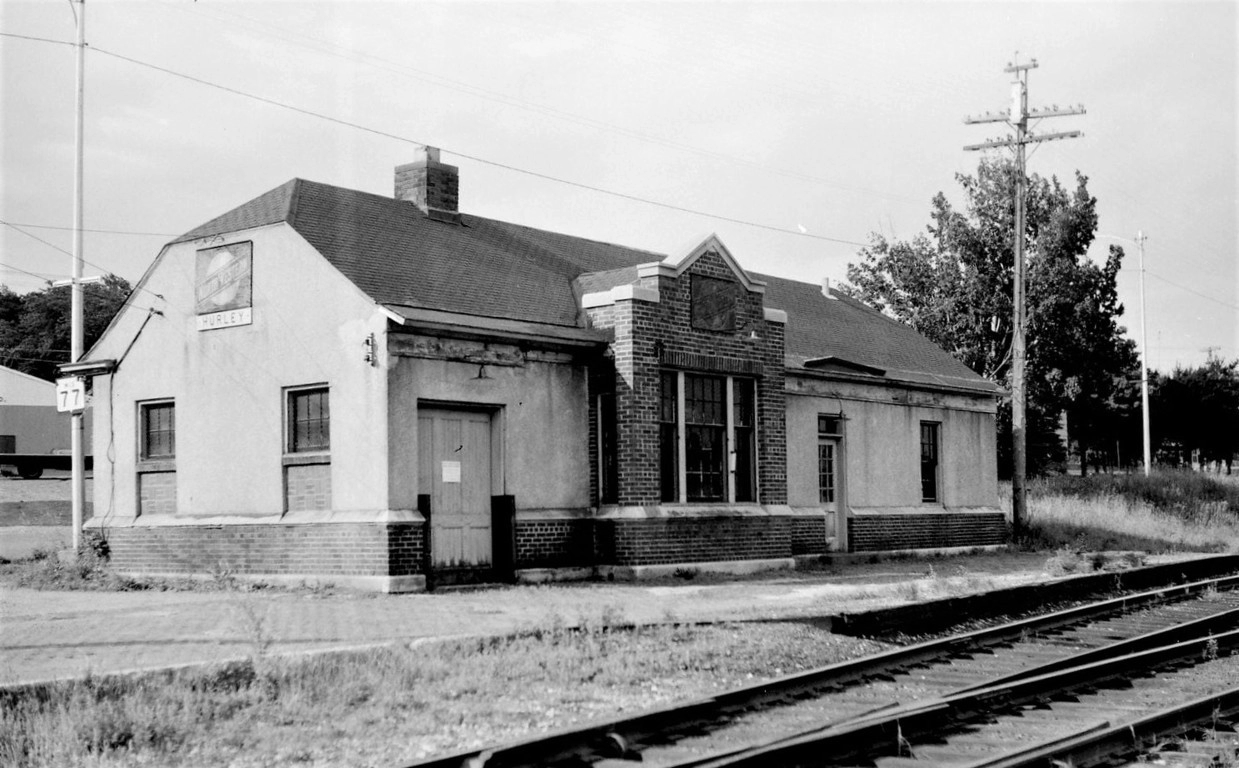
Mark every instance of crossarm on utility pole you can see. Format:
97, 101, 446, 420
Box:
962, 55, 1084, 542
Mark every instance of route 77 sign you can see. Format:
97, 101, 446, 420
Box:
56, 377, 86, 413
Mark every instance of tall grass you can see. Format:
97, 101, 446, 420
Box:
1017, 470, 1239, 553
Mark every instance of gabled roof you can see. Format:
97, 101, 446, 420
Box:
174, 178, 996, 395
177, 179, 659, 328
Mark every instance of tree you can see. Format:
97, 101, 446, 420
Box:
1151, 357, 1239, 473
0, 275, 131, 381
845, 157, 1138, 476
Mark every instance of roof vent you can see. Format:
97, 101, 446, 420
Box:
822, 278, 838, 300
395, 146, 461, 223
803, 356, 884, 376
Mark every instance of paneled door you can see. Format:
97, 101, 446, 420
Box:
418, 408, 493, 569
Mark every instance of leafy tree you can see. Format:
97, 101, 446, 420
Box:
0, 275, 131, 381
1151, 357, 1239, 473
845, 157, 1138, 476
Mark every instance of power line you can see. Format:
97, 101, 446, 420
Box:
0, 31, 75, 46
1, 220, 170, 305
4, 221, 177, 237
2, 220, 72, 257
80, 44, 866, 247
1145, 271, 1239, 310
166, 2, 919, 204
0, 260, 56, 283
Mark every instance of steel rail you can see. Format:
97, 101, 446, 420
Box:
406, 573, 1239, 768
674, 625, 1239, 768
959, 685, 1239, 768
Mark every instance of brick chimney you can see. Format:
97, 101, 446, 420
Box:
395, 146, 459, 218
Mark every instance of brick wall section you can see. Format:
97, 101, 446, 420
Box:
756, 320, 787, 504
597, 516, 792, 566
792, 516, 827, 556
105, 523, 425, 577
515, 520, 594, 568
138, 472, 176, 516
847, 513, 1009, 552
285, 463, 331, 512
584, 249, 787, 506
394, 158, 459, 212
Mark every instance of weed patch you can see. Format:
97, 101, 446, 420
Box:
1015, 471, 1239, 554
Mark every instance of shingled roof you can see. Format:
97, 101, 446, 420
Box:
177, 179, 660, 328
756, 275, 999, 393
176, 178, 996, 395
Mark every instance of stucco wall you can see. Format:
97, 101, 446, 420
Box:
785, 375, 998, 517
387, 337, 592, 513
88, 226, 390, 520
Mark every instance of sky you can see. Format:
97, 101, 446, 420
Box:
1, 0, 1235, 373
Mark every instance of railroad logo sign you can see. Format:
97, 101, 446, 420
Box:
195, 241, 253, 331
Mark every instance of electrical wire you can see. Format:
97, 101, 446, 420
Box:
5, 221, 177, 237
82, 44, 867, 247
0, 261, 56, 283
1, 220, 174, 307
160, 1, 920, 203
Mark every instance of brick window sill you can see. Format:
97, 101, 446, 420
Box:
137, 459, 176, 473
283, 453, 331, 467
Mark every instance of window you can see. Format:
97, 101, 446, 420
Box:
288, 387, 330, 453
818, 414, 842, 504
920, 421, 940, 503
732, 380, 756, 502
659, 372, 679, 502
599, 391, 618, 504
660, 371, 757, 504
685, 374, 727, 502
140, 401, 175, 459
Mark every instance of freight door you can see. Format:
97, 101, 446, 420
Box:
418, 408, 493, 570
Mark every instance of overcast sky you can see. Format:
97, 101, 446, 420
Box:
2, 0, 1235, 372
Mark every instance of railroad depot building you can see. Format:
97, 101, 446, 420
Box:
81, 148, 1003, 591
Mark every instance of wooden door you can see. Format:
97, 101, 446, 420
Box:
418, 409, 493, 569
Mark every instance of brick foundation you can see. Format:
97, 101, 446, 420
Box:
102, 522, 424, 578
847, 513, 1008, 552
596, 515, 792, 566
515, 519, 594, 569
792, 515, 828, 555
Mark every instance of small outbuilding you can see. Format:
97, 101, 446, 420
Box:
81, 148, 1003, 591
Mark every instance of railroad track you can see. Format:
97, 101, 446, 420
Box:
408, 574, 1239, 768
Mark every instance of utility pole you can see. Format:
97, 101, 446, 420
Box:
71, 0, 87, 552
1136, 231, 1151, 477
964, 56, 1084, 539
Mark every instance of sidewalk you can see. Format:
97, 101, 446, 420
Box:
0, 552, 1060, 686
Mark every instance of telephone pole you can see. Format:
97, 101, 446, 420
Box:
964, 56, 1084, 539
71, 0, 87, 551
1136, 231, 1151, 477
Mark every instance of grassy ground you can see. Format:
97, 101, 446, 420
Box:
1, 617, 889, 768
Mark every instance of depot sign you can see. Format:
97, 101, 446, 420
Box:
196, 242, 253, 331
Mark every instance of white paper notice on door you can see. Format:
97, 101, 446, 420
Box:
441, 460, 461, 483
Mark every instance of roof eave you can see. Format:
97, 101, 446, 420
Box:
786, 365, 1000, 398
384, 305, 612, 348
